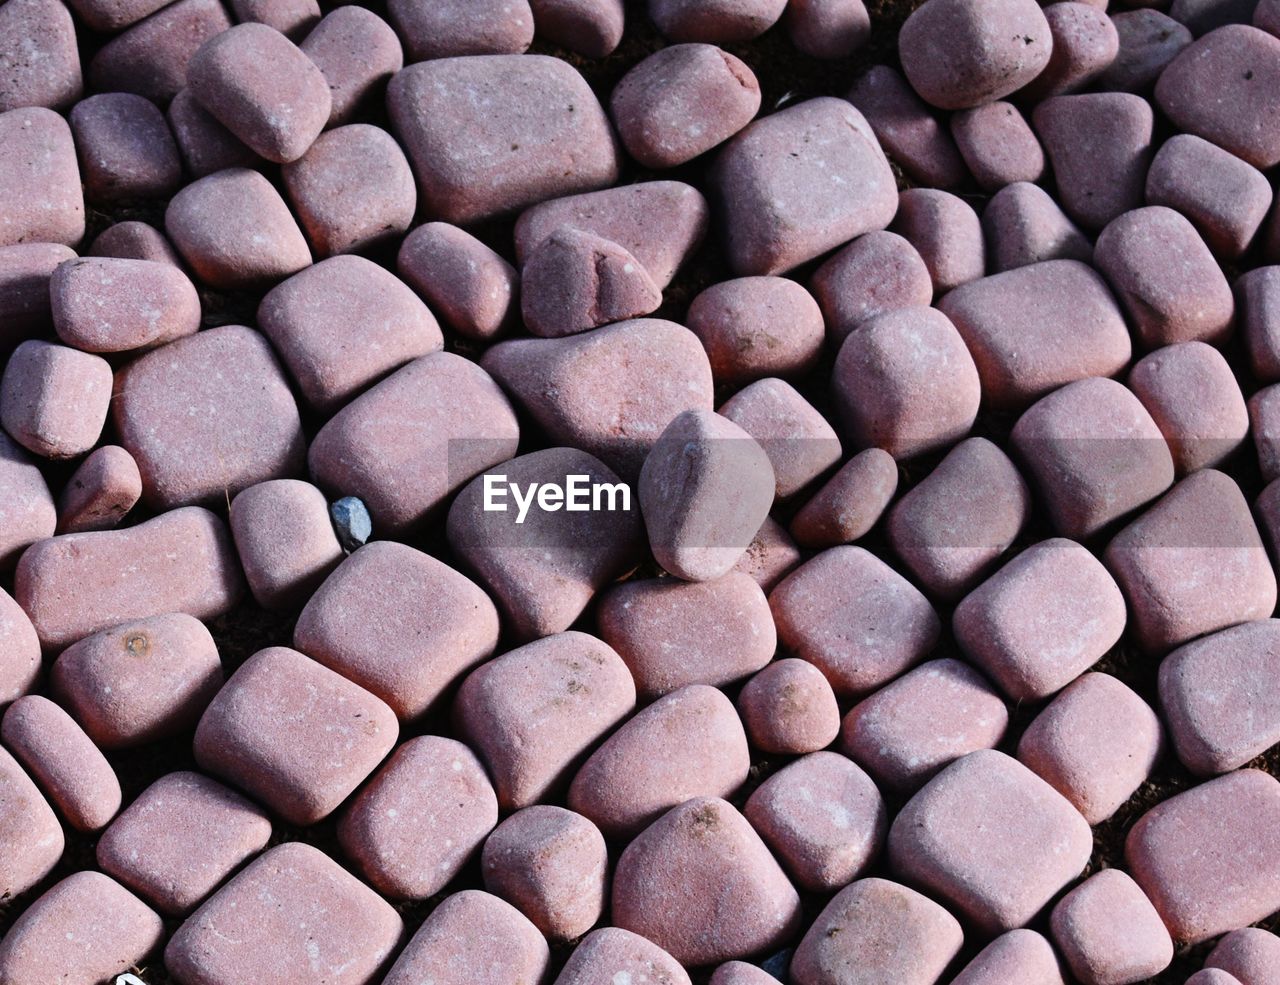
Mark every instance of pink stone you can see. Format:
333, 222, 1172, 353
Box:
308, 351, 519, 532
1094, 206, 1234, 347
1170, 0, 1258, 34
339, 735, 497, 899
0, 243, 74, 350
745, 751, 888, 892
842, 658, 1009, 794
832, 306, 981, 460
96, 771, 272, 915
1025, 2, 1121, 98
890, 188, 985, 293
2, 694, 121, 831
950, 101, 1046, 191
63, 0, 169, 33
939, 260, 1128, 408
15, 506, 243, 650
982, 181, 1093, 273
0, 587, 38, 705
1159, 619, 1280, 774
611, 43, 762, 169
282, 124, 416, 257
294, 541, 499, 721
954, 539, 1126, 701
647, 0, 787, 40
790, 877, 964, 985
733, 516, 802, 592
397, 222, 518, 342
887, 437, 1030, 599
710, 961, 782, 985
713, 97, 896, 275
737, 657, 841, 755
194, 646, 398, 825
1018, 672, 1163, 824
165, 168, 312, 289
1207, 928, 1280, 983
257, 254, 442, 413
480, 805, 608, 940
950, 930, 1066, 985
530, 0, 626, 57
381, 890, 548, 985
519, 227, 662, 337
57, 445, 142, 534
1126, 769, 1280, 943
1156, 24, 1280, 168
719, 378, 841, 499
0, 745, 62, 900
88, 221, 182, 267
0, 872, 162, 985
1190, 972, 1249, 985
456, 631, 635, 809
1104, 469, 1276, 653
810, 231, 934, 344
847, 65, 967, 189
1261, 0, 1280, 34
187, 23, 331, 163
229, 0, 318, 38
790, 447, 899, 549
1050, 869, 1174, 984
0, 340, 112, 459
114, 324, 305, 508
889, 750, 1093, 934
568, 683, 750, 838
0, 107, 84, 249
770, 546, 940, 697
165, 842, 403, 985
1103, 10, 1195, 90
388, 0, 533, 59
556, 927, 691, 985
1241, 266, 1280, 382
167, 87, 261, 179
513, 181, 708, 290
1033, 92, 1154, 230
229, 479, 343, 609
613, 796, 802, 966
388, 55, 618, 224
0, 0, 80, 113
300, 6, 403, 126
69, 92, 181, 203
0, 431, 54, 568
51, 612, 223, 749
51, 256, 200, 354
688, 276, 824, 384
597, 572, 775, 699
784, 0, 870, 58
1254, 384, 1280, 481
1129, 341, 1249, 473
88, 0, 232, 103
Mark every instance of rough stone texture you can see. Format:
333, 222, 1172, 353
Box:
890, 188, 986, 293
1241, 266, 1280, 383
1104, 10, 1195, 91
301, 6, 404, 126
648, 0, 787, 41
784, 0, 871, 58
982, 181, 1093, 273
0, 107, 84, 249
1049, 869, 1174, 985
88, 220, 182, 266
847, 64, 967, 189
229, 479, 344, 609
69, 92, 181, 203
1025, 1, 1121, 99
0, 243, 74, 351
1206, 928, 1280, 984
556, 927, 691, 985
949, 930, 1066, 985
167, 88, 261, 179
737, 658, 841, 755
688, 276, 825, 384
51, 256, 201, 354
810, 231, 933, 344
0, 430, 55, 569
0, 745, 63, 901
0, 587, 39, 705
88, 0, 233, 104
531, 0, 626, 57
57, 444, 143, 534
388, 0, 534, 60
790, 447, 898, 549
397, 222, 518, 342
0, 0, 81, 113
950, 101, 1045, 191
0, 339, 112, 459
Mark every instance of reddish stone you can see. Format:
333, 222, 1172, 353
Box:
0, 587, 38, 705
230, 479, 343, 609
397, 222, 518, 342
166, 87, 260, 179
1025, 2, 1121, 99
785, 0, 870, 57
87, 222, 182, 267
733, 516, 802, 593
810, 231, 933, 344
229, 0, 318, 38
848, 65, 967, 189
737, 658, 841, 755
0, 745, 62, 901
1050, 869, 1174, 985
0, 340, 112, 459
688, 276, 824, 385
950, 101, 1045, 191
719, 378, 842, 499
70, 93, 181, 203
982, 181, 1093, 273
51, 256, 199, 354
790, 447, 898, 549
558, 929, 691, 985
1104, 10, 1194, 90
388, 0, 534, 59
950, 930, 1066, 985
531, 0, 625, 56
1206, 928, 1280, 984
0, 0, 81, 113
300, 6, 403, 126
0, 108, 84, 249
57, 445, 142, 534
88, 0, 233, 103
647, 0, 787, 41
0, 243, 74, 350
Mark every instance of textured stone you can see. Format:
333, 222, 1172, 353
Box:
1104, 10, 1195, 90
0, 0, 81, 113
1025, 2, 1121, 99
229, 479, 343, 609
51, 256, 200, 354
0, 108, 84, 248
811, 232, 933, 344
890, 188, 986, 293
88, 0, 233, 103
57, 445, 142, 534
166, 87, 260, 179
949, 930, 1066, 985
1050, 869, 1174, 985
982, 181, 1093, 273
88, 221, 182, 266
647, 0, 787, 41
300, 6, 403, 126
0, 243, 74, 351
0, 745, 63, 901
737, 658, 841, 755
0, 340, 112, 459
0, 431, 54, 569
785, 0, 870, 57
556, 927, 691, 985
397, 222, 518, 342
69, 93, 181, 202
848, 65, 967, 189
0, 587, 38, 705
388, 0, 533, 59
531, 0, 626, 56
790, 447, 898, 549
950, 101, 1045, 191
1206, 928, 1280, 984
688, 276, 825, 384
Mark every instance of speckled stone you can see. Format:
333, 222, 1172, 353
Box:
688, 277, 823, 385
1033, 92, 1154, 230
1253, 384, 1280, 481
2, 694, 121, 831
1171, 0, 1259, 34
1094, 205, 1234, 347
339, 735, 497, 899
328, 496, 371, 553
950, 101, 1045, 191
713, 97, 896, 275
1103, 10, 1195, 90
1104, 469, 1276, 653
556, 927, 692, 985
611, 43, 761, 169
950, 930, 1066, 985
1156, 24, 1280, 168
737, 658, 841, 755
939, 260, 1129, 408
481, 805, 608, 941
613, 796, 802, 966
301, 6, 403, 125
0, 745, 63, 901
0, 587, 38, 705
1, 340, 112, 459
388, 0, 533, 59
309, 351, 519, 532
719, 379, 841, 498
790, 877, 964, 985
1050, 869, 1173, 985
0, 431, 54, 569
64, 0, 169, 32
230, 479, 343, 609
388, 54, 618, 223
889, 750, 1093, 934
0, 242, 74, 350
1018, 673, 1163, 824
1260, 0, 1280, 33
784, 0, 871, 57
982, 181, 1093, 273
1188, 971, 1248, 985
69, 93, 181, 203
710, 960, 778, 985
166, 88, 261, 178
734, 516, 802, 592
165, 168, 312, 289
51, 256, 199, 354
1126, 769, 1280, 944
891, 188, 985, 293
165, 842, 403, 985
0, 0, 81, 113
790, 447, 898, 549
648, 0, 787, 41
770, 546, 940, 697
15, 506, 242, 650
598, 572, 776, 699
0, 107, 84, 248
397, 222, 518, 342
194, 646, 398, 825
52, 613, 223, 750
810, 231, 934, 344
97, 771, 271, 915
88, 0, 233, 103
1207, 927, 1280, 984
258, 254, 442, 413
1025, 2, 1120, 99
745, 751, 888, 892
1241, 266, 1280, 382
230, 0, 319, 38
848, 65, 967, 189
88, 221, 182, 267
57, 445, 142, 534
456, 631, 636, 810
531, 0, 626, 56
888, 437, 1030, 600
0, 872, 162, 985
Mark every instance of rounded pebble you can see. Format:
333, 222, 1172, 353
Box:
810, 231, 934, 345
784, 0, 871, 58
0, 339, 112, 459
88, 0, 233, 104
397, 222, 519, 342
1050, 869, 1174, 985
388, 0, 534, 60
300, 6, 404, 126
848, 65, 968, 189
51, 256, 200, 354
230, 479, 343, 610
57, 445, 142, 534
789, 447, 898, 549
69, 92, 181, 202
950, 101, 1046, 191
648, 0, 787, 41
982, 181, 1093, 273
737, 658, 841, 755
687, 276, 825, 385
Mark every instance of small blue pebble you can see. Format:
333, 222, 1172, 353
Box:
759, 948, 791, 981
330, 496, 372, 554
